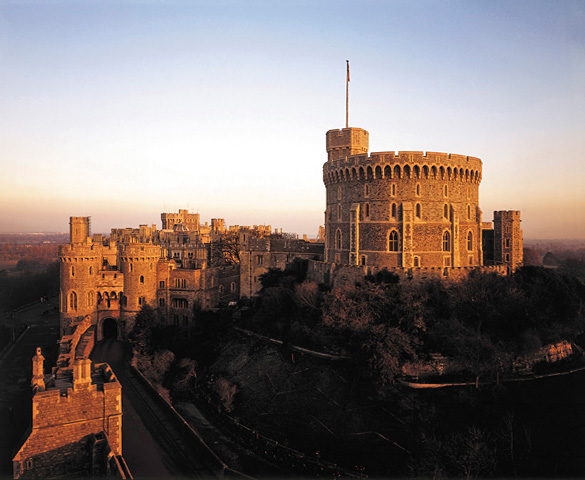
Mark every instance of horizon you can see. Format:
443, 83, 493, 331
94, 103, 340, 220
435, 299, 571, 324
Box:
1, 1, 584, 239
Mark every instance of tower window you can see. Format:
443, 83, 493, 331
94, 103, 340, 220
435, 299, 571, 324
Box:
391, 184, 396, 196
364, 184, 369, 197
69, 291, 77, 311
140, 275, 144, 284
337, 204, 342, 221
391, 203, 397, 219
335, 229, 342, 250
443, 231, 451, 252
415, 203, 421, 219
416, 184, 421, 196
414, 256, 420, 267
467, 231, 473, 251
467, 205, 471, 220
365, 203, 370, 219
444, 204, 449, 219
337, 186, 342, 200
388, 230, 399, 252
71, 266, 75, 277
89, 266, 92, 275
444, 185, 448, 197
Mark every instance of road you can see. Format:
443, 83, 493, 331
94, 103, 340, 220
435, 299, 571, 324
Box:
91, 339, 218, 479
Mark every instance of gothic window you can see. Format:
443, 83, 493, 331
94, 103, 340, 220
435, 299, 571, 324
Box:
443, 231, 451, 252
467, 231, 473, 251
335, 229, 342, 250
69, 291, 77, 311
256, 255, 263, 265
415, 203, 421, 219
388, 230, 399, 252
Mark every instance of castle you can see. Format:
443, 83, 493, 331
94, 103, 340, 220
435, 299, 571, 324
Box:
307, 127, 522, 286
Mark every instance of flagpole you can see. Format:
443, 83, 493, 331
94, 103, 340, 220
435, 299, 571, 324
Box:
345, 60, 349, 129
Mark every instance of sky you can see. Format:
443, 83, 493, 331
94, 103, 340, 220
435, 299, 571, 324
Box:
1, 0, 584, 239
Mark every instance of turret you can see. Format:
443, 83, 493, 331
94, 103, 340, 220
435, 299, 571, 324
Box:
326, 128, 369, 161
70, 217, 91, 244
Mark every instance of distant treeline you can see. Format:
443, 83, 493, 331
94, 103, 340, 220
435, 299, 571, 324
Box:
0, 262, 59, 313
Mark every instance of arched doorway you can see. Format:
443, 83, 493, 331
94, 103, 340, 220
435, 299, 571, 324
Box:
102, 317, 118, 340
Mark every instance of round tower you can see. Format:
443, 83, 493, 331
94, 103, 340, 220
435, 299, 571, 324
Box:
118, 244, 161, 333
59, 242, 101, 336
323, 128, 483, 270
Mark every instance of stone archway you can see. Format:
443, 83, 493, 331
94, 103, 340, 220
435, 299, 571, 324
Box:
102, 317, 118, 340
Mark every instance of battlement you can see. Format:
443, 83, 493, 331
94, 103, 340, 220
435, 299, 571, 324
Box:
494, 210, 522, 221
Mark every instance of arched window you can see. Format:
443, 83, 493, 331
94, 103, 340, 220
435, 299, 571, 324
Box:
365, 203, 370, 219
467, 205, 471, 220
388, 230, 399, 252
467, 231, 473, 251
335, 229, 342, 250
337, 204, 342, 221
89, 266, 92, 275
415, 203, 421, 219
444, 204, 449, 219
443, 231, 451, 252
391, 184, 396, 196
140, 275, 144, 284
391, 203, 397, 219
69, 291, 77, 311
364, 184, 369, 197
87, 291, 94, 307
416, 183, 421, 196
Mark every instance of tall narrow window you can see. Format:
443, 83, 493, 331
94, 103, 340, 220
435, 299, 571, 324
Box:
335, 229, 342, 250
467, 205, 471, 220
71, 266, 75, 277
443, 231, 451, 252
140, 275, 144, 284
467, 231, 473, 251
415, 203, 421, 219
69, 291, 77, 311
337, 186, 342, 200
391, 203, 397, 219
364, 184, 369, 197
89, 266, 92, 275
444, 185, 448, 197
337, 204, 342, 221
388, 230, 399, 252
416, 184, 421, 196
88, 291, 94, 307
365, 203, 370, 219
391, 184, 396, 196
444, 204, 449, 219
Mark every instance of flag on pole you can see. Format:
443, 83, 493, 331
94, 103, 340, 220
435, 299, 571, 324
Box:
346, 60, 350, 82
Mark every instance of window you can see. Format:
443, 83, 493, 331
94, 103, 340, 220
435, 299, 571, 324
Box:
365, 203, 370, 219
444, 204, 449, 219
388, 230, 399, 252
87, 291, 94, 307
256, 255, 263, 265
467, 205, 471, 220
364, 184, 369, 197
391, 184, 396, 196
414, 257, 420, 267
416, 184, 421, 196
337, 186, 342, 200
505, 253, 510, 262
71, 266, 75, 277
138, 296, 145, 306
140, 275, 144, 284
89, 266, 92, 275
175, 278, 186, 288
391, 203, 397, 219
360, 255, 366, 266
69, 291, 77, 311
444, 185, 448, 197
231, 282, 236, 292
443, 231, 451, 252
505, 239, 511, 248
159, 298, 165, 307
159, 281, 165, 288
130, 263, 133, 272
467, 231, 473, 251
335, 253, 340, 263
219, 285, 224, 294
337, 204, 342, 221
415, 203, 421, 219
335, 229, 342, 249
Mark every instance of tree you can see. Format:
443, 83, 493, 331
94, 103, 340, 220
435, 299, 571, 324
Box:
211, 233, 240, 265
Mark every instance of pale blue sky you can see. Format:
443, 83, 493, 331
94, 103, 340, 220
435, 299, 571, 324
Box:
1, 0, 584, 238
